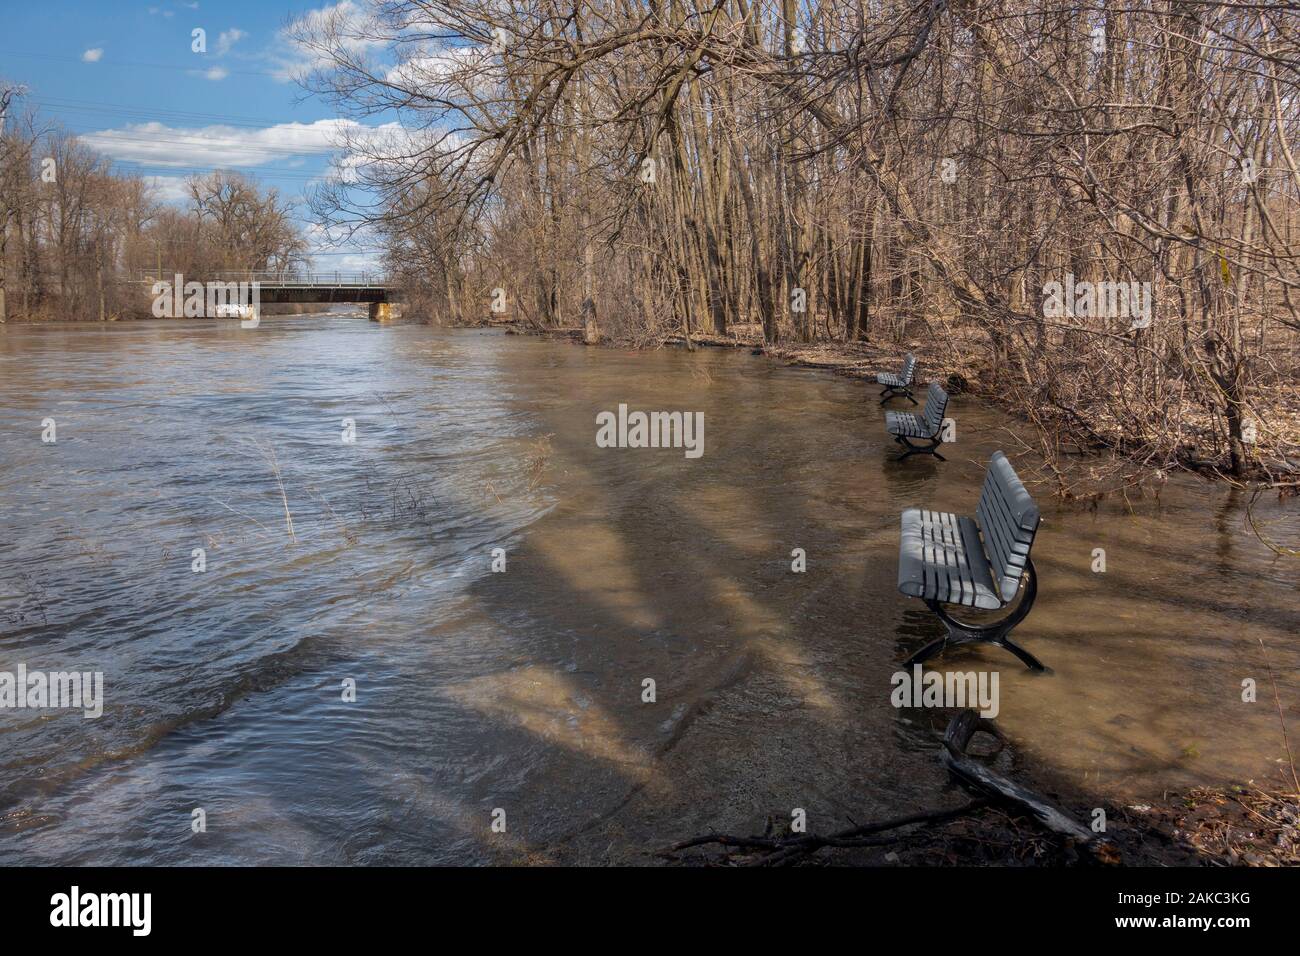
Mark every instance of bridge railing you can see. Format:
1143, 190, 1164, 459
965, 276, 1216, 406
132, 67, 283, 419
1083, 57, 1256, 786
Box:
132, 270, 392, 288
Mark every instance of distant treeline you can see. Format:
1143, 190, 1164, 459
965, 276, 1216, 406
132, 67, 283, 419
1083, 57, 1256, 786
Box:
0, 103, 307, 323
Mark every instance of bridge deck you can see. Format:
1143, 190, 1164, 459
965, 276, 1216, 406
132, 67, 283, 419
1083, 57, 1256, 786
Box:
133, 272, 398, 304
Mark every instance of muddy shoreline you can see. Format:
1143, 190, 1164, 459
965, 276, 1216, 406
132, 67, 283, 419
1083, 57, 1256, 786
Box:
654, 777, 1300, 868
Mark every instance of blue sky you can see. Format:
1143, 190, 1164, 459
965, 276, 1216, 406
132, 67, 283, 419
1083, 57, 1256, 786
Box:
0, 0, 394, 271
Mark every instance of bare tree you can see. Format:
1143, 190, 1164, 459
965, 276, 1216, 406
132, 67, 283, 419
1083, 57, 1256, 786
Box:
289, 0, 1300, 480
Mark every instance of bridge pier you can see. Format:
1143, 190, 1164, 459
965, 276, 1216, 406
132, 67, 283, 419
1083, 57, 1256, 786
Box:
368, 302, 397, 323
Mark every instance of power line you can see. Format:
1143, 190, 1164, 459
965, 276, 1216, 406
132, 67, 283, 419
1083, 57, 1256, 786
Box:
30, 96, 307, 128
129, 233, 386, 254
48, 124, 390, 181
107, 161, 334, 183
31, 95, 402, 130
65, 129, 346, 159
16, 97, 409, 180
40, 108, 373, 153
0, 49, 290, 79
93, 152, 339, 179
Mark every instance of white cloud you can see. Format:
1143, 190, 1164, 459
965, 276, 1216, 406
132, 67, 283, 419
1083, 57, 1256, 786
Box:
202, 67, 228, 81
385, 44, 496, 91
143, 175, 191, 204
82, 48, 104, 63
216, 29, 246, 56
311, 251, 383, 273
77, 118, 402, 169
271, 1, 388, 83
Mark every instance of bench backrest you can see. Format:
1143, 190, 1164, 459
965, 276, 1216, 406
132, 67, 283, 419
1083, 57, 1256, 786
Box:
976, 451, 1041, 603
901, 353, 917, 384
922, 382, 948, 436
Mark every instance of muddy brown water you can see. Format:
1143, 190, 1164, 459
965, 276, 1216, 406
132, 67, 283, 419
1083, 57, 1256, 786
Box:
0, 316, 1295, 864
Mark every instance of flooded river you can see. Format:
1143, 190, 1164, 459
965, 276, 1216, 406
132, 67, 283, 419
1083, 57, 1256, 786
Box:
0, 316, 1296, 864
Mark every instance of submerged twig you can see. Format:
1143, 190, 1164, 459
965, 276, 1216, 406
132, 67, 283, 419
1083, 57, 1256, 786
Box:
244, 438, 296, 543
266, 445, 296, 543
1258, 637, 1300, 795
1246, 487, 1300, 557
209, 497, 272, 538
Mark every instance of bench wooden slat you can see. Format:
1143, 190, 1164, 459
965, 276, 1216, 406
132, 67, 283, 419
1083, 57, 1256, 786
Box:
976, 451, 1041, 602
898, 508, 1000, 609
897, 452, 1038, 611
922, 382, 948, 434
886, 383, 947, 440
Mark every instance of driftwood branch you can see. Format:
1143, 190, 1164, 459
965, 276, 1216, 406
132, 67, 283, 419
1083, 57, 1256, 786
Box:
942, 709, 1120, 864
664, 709, 1125, 865
659, 800, 989, 866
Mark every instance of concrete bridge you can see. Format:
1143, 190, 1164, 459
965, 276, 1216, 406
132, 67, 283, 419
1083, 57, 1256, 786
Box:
135, 271, 403, 321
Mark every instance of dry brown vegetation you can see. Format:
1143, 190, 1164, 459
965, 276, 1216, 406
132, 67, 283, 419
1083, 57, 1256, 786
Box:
290, 0, 1300, 482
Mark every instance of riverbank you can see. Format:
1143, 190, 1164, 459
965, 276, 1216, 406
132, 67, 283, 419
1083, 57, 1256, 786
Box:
657, 781, 1300, 867
488, 317, 1300, 495
904, 762, 1300, 868
612, 705, 1300, 867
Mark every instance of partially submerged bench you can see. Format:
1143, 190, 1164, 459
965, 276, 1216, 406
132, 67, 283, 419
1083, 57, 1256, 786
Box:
897, 451, 1045, 671
886, 382, 949, 460
875, 352, 918, 404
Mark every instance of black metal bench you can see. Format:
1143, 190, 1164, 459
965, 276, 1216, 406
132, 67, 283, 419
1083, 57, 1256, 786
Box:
897, 451, 1044, 671
886, 382, 949, 460
876, 352, 918, 404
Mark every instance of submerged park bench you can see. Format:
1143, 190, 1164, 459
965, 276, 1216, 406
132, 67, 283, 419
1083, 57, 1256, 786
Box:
897, 451, 1045, 671
875, 352, 918, 404
885, 382, 949, 460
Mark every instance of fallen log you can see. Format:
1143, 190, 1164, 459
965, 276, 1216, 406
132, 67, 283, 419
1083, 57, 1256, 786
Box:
942, 709, 1120, 863
662, 711, 1121, 865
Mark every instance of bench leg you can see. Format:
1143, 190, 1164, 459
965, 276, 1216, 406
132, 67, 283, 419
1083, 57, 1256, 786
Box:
905, 633, 973, 667
893, 436, 947, 461
988, 635, 1045, 672
879, 385, 918, 405
905, 562, 1043, 671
